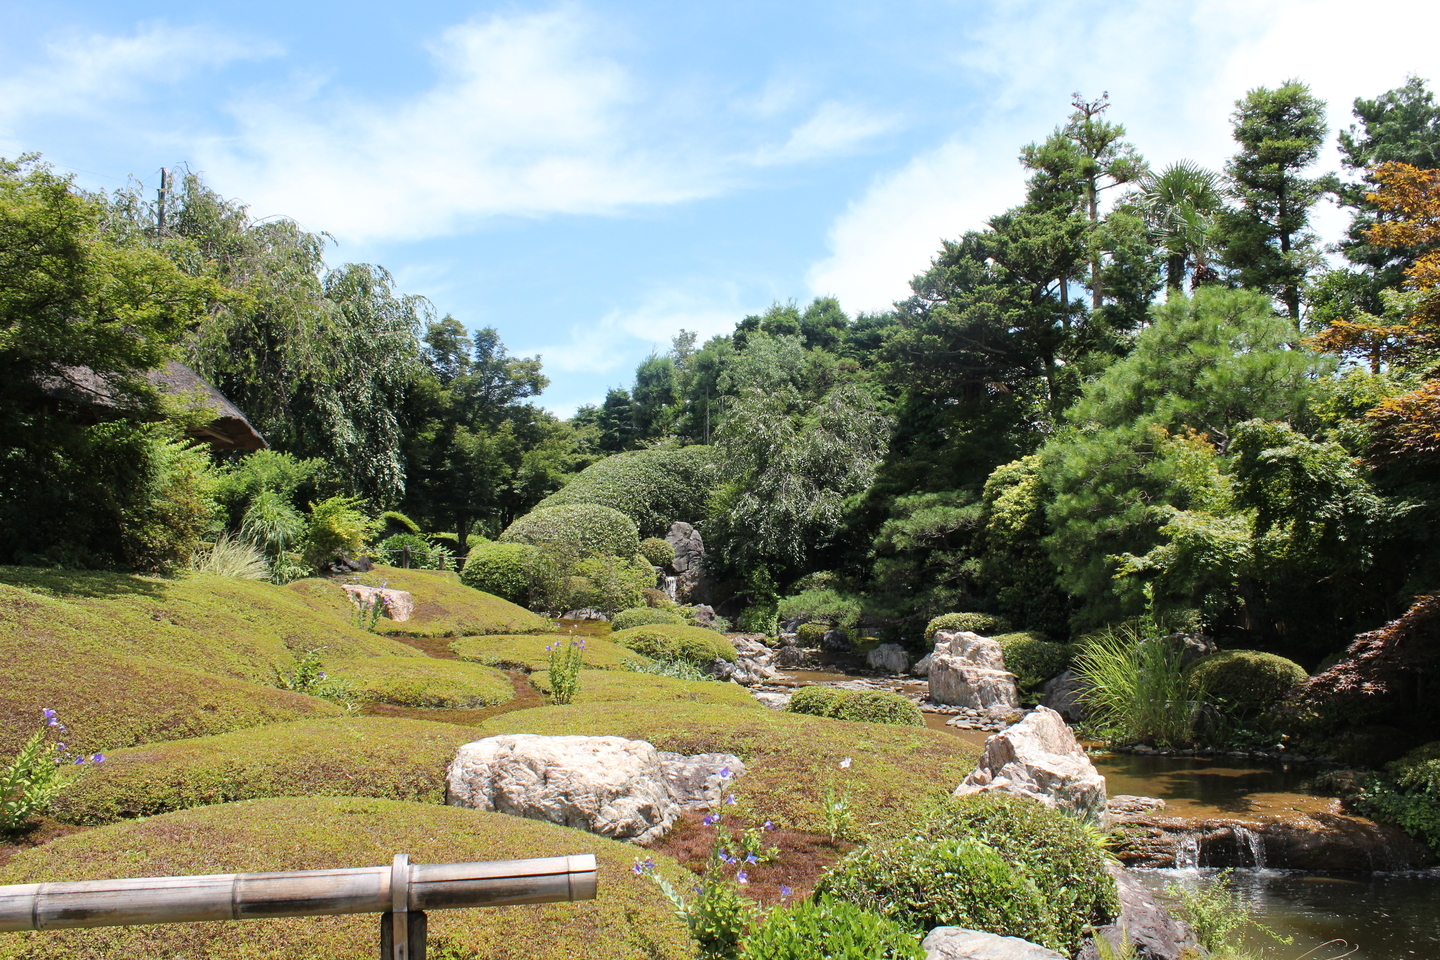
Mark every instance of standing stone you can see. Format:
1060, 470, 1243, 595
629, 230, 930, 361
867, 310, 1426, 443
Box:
341, 584, 414, 622
866, 643, 910, 675
928, 631, 1020, 713
1040, 669, 1085, 722
954, 706, 1107, 823
1079, 867, 1196, 960
664, 522, 709, 604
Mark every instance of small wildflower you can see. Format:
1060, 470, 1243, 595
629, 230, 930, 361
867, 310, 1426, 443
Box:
745, 852, 759, 864
632, 860, 645, 876
725, 794, 738, 805
73, 757, 85, 765
42, 708, 58, 726
719, 850, 736, 865
317, 672, 327, 680
644, 857, 655, 870
55, 743, 65, 752
780, 885, 792, 898
718, 766, 732, 779
839, 757, 852, 769
92, 754, 105, 764
736, 870, 749, 884
763, 820, 774, 831
702, 813, 720, 826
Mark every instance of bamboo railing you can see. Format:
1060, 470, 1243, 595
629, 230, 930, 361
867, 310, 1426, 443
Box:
0, 853, 597, 960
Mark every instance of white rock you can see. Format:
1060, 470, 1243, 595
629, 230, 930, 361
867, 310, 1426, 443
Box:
912, 652, 933, 677
933, 630, 1006, 668
656, 752, 745, 809
928, 631, 1020, 711
866, 643, 910, 674
341, 584, 413, 622
924, 927, 1066, 960
954, 706, 1107, 823
446, 734, 680, 843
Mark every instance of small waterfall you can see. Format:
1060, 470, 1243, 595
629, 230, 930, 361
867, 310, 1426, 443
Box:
663, 576, 679, 602
1235, 826, 1266, 869
1175, 834, 1201, 869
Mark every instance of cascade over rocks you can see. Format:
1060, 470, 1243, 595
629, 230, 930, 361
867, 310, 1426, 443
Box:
923, 928, 1066, 960
928, 630, 1020, 713
954, 706, 1107, 823
663, 522, 710, 604
446, 734, 742, 845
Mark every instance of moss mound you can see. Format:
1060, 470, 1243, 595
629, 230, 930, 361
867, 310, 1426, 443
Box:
535, 446, 717, 537
480, 703, 978, 840
450, 635, 648, 672
924, 612, 1012, 643
500, 504, 641, 560
342, 566, 548, 636
49, 717, 482, 825
339, 657, 513, 708
611, 607, 686, 631
787, 688, 924, 726
0, 797, 695, 960
528, 670, 761, 709
609, 624, 737, 664
1187, 649, 1307, 715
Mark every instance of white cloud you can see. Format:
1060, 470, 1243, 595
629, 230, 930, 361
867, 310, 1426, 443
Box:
808, 0, 1440, 315
753, 101, 896, 166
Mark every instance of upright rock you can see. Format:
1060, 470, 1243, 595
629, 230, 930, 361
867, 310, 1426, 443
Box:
341, 583, 414, 622
1079, 867, 1196, 960
1039, 669, 1085, 722
954, 706, 1107, 823
664, 522, 709, 604
866, 643, 909, 675
929, 630, 1020, 713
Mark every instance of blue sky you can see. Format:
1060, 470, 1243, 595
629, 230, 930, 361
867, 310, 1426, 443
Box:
4, 1, 1438, 414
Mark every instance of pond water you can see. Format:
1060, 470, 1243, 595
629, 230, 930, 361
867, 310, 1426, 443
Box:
1090, 751, 1338, 820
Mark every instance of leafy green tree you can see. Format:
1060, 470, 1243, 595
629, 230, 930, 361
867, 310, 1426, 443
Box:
631, 353, 678, 440
1219, 81, 1330, 322
1135, 160, 1226, 291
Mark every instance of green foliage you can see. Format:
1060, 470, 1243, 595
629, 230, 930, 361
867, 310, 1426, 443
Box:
188, 532, 269, 580
569, 553, 656, 616
612, 606, 687, 631
738, 895, 924, 960
529, 669, 758, 708
777, 588, 864, 632
1185, 650, 1306, 717
2, 710, 98, 835
501, 503, 641, 561
338, 657, 512, 709
460, 541, 554, 608
450, 634, 647, 672
624, 657, 717, 683
993, 632, 1071, 689
380, 510, 421, 535
536, 446, 717, 537
271, 648, 357, 711
609, 624, 737, 665
795, 622, 833, 646
1353, 742, 1440, 854
1074, 624, 1206, 746
634, 853, 756, 960
787, 687, 924, 726
346, 565, 548, 637
302, 495, 377, 567
546, 637, 584, 705
924, 612, 1012, 643
1165, 870, 1289, 959
372, 532, 453, 571
640, 537, 677, 567
976, 457, 1072, 637
922, 793, 1120, 953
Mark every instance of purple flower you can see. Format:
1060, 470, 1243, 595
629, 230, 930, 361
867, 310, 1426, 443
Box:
42, 708, 58, 726
718, 766, 732, 779
91, 753, 105, 764
725, 794, 737, 805
745, 853, 759, 864
736, 870, 749, 884
576, 640, 587, 650
632, 860, 645, 875
780, 885, 792, 898
763, 820, 774, 831
702, 814, 720, 826
317, 672, 327, 680
719, 851, 736, 865
54, 743, 65, 752
73, 757, 85, 765
643, 857, 655, 870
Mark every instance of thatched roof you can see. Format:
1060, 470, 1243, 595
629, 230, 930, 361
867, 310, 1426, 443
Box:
37, 361, 267, 451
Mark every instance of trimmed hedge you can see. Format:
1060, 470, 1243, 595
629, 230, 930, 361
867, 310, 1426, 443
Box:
609, 624, 737, 665
528, 669, 761, 709
639, 537, 676, 567
459, 541, 554, 609
48, 717, 483, 825
796, 622, 835, 646
925, 612, 1013, 642
480, 702, 980, 840
535, 446, 717, 537
993, 632, 1071, 688
0, 797, 695, 960
612, 606, 686, 631
1186, 649, 1307, 716
787, 687, 924, 726
500, 503, 641, 560
450, 634, 648, 672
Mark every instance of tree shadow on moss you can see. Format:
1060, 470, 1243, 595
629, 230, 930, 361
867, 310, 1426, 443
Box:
0, 565, 169, 600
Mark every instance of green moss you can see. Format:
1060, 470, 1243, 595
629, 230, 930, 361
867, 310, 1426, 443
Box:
1185, 649, 1307, 716
450, 635, 649, 672
609, 624, 737, 664
480, 703, 979, 840
535, 446, 717, 537
924, 612, 1013, 643
528, 670, 761, 709
500, 504, 641, 560
49, 717, 483, 825
340, 657, 513, 708
458, 542, 553, 610
611, 607, 686, 631
787, 688, 924, 727
0, 797, 696, 960
345, 566, 549, 636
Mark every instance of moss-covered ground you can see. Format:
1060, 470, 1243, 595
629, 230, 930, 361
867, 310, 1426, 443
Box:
528, 669, 763, 709
324, 565, 551, 637
450, 634, 649, 671
0, 797, 697, 960
339, 656, 513, 708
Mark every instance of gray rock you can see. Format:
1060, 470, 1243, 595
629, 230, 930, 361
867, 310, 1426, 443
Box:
1039, 669, 1085, 723
821, 628, 851, 652
446, 734, 680, 844
664, 522, 709, 603
912, 652, 933, 677
690, 604, 717, 626
716, 635, 777, 686
772, 645, 817, 669
867, 643, 910, 675
656, 752, 745, 809
1079, 868, 1196, 960
561, 607, 609, 621
923, 927, 1065, 960
954, 706, 1107, 823
1104, 795, 1167, 829
929, 632, 1019, 710
751, 691, 792, 710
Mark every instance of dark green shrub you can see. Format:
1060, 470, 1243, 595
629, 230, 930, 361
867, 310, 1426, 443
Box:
738, 895, 924, 959
1352, 741, 1440, 854
788, 687, 923, 726
994, 632, 1071, 688
817, 835, 1058, 949
925, 612, 1012, 643
372, 533, 452, 571
796, 622, 834, 646
612, 607, 686, 631
922, 793, 1118, 952
1185, 650, 1307, 716
739, 602, 778, 636
460, 542, 554, 608
610, 624, 736, 665
569, 554, 655, 616
640, 537, 676, 567
535, 446, 717, 537
777, 588, 864, 632
500, 503, 641, 561
378, 510, 421, 535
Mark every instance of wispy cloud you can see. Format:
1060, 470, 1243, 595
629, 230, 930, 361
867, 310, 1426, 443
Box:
753, 101, 896, 165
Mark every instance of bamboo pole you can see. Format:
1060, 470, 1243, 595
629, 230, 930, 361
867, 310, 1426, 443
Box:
0, 853, 597, 933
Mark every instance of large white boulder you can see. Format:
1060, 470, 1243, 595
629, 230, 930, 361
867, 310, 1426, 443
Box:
928, 631, 1019, 712
953, 706, 1107, 823
446, 734, 681, 843
924, 928, 1066, 960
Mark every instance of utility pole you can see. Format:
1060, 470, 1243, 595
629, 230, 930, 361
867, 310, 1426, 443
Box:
157, 168, 170, 232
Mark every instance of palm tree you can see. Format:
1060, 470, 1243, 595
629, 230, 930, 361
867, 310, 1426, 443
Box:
1137, 161, 1225, 292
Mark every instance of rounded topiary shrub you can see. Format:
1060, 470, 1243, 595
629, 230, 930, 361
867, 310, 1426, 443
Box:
609, 624, 736, 665
499, 503, 641, 560
460, 541, 550, 607
994, 632, 1071, 687
738, 894, 924, 959
639, 537, 676, 568
925, 612, 1013, 643
796, 622, 836, 646
1186, 649, 1307, 716
921, 793, 1118, 953
612, 606, 686, 631
534, 446, 717, 537
788, 687, 923, 727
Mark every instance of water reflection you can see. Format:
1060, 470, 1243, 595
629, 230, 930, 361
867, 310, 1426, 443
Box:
1092, 753, 1330, 819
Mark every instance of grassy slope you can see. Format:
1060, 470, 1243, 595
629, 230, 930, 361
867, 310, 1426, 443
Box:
0, 797, 696, 960
335, 566, 550, 637
481, 703, 980, 841
49, 717, 482, 825
528, 669, 763, 709
450, 634, 652, 671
